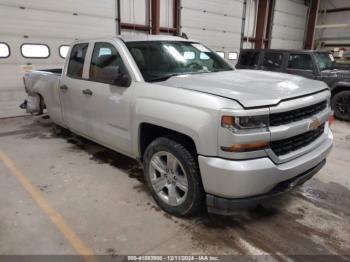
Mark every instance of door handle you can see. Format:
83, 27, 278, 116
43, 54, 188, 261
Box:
60, 85, 68, 91
82, 89, 93, 96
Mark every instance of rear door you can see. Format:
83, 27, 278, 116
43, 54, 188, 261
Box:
285, 53, 316, 79
59, 42, 94, 136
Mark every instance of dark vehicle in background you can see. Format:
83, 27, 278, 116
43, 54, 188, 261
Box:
236, 49, 350, 121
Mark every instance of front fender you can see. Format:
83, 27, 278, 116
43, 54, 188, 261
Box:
131, 97, 220, 158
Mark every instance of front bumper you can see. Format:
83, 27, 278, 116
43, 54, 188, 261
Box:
206, 159, 325, 215
198, 126, 333, 209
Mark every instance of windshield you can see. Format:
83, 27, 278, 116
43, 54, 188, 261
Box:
125, 41, 233, 82
315, 52, 335, 71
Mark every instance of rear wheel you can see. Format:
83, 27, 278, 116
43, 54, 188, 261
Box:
332, 91, 350, 121
143, 137, 204, 217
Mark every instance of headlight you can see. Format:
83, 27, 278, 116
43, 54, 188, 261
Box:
221, 115, 269, 131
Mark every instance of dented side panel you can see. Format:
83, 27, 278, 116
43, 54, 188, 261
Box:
23, 70, 66, 127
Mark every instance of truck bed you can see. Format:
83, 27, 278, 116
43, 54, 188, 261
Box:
23, 69, 62, 116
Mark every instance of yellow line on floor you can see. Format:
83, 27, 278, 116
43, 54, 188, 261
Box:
0, 150, 97, 262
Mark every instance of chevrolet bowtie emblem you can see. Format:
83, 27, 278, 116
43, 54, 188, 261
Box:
309, 118, 321, 130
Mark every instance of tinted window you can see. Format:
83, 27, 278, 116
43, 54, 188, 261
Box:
126, 41, 232, 82
239, 51, 260, 66
90, 42, 128, 84
59, 45, 70, 58
67, 43, 88, 78
0, 43, 10, 58
21, 44, 49, 58
315, 52, 334, 70
288, 54, 313, 70
263, 52, 283, 68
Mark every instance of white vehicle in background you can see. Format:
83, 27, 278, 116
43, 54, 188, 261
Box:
22, 35, 333, 216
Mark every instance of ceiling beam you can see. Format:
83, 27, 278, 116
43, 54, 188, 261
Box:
319, 7, 350, 14
316, 23, 350, 29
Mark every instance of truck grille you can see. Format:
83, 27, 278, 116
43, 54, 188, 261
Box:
270, 124, 325, 156
270, 101, 327, 126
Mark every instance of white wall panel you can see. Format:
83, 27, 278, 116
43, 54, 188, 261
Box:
270, 0, 308, 49
182, 0, 244, 17
316, 3, 350, 46
182, 8, 242, 34
0, 0, 117, 118
160, 0, 174, 28
0, 6, 115, 40
272, 25, 306, 42
275, 0, 308, 17
182, 27, 241, 51
181, 0, 244, 59
273, 11, 307, 30
0, 0, 116, 18
120, 0, 149, 25
321, 0, 349, 9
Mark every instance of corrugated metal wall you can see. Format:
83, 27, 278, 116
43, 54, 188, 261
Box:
316, 0, 350, 47
180, 0, 244, 55
119, 0, 175, 36
119, 0, 149, 35
0, 0, 117, 118
270, 0, 308, 49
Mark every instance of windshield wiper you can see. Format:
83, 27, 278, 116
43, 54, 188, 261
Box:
150, 73, 183, 82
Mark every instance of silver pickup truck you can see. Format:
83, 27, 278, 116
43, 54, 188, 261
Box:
23, 35, 333, 216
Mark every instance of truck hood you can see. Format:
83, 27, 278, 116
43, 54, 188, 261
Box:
158, 70, 328, 108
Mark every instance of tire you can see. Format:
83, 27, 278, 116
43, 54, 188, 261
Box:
143, 137, 204, 217
331, 90, 350, 121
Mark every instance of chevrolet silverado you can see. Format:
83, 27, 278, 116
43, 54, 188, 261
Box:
22, 35, 333, 216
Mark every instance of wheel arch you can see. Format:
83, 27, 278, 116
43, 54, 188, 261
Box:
331, 83, 350, 97
138, 123, 198, 161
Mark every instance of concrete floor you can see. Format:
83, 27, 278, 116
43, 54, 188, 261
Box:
0, 115, 349, 258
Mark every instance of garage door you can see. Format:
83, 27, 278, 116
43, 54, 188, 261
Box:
270, 0, 308, 49
180, 0, 244, 62
0, 0, 117, 118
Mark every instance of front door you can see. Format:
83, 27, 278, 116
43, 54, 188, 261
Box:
285, 53, 316, 79
79, 41, 134, 155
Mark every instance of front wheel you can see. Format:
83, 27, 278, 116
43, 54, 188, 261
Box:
143, 137, 204, 217
331, 91, 350, 121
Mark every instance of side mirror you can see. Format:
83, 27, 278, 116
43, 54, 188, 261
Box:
101, 66, 131, 87
115, 73, 131, 87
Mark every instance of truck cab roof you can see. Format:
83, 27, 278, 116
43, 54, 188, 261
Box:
116, 35, 192, 42
72, 35, 193, 44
